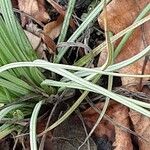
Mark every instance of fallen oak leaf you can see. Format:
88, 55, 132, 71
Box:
43, 15, 63, 40
18, 0, 50, 26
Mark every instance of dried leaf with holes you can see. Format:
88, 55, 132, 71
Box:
18, 0, 50, 26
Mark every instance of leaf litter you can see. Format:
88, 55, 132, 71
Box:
86, 0, 150, 149
1, 0, 150, 149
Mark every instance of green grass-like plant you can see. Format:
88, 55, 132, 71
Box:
0, 0, 54, 139
0, 0, 150, 150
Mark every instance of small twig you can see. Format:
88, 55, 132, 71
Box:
76, 110, 91, 150
13, 134, 20, 150
21, 138, 27, 150
57, 42, 91, 52
14, 133, 29, 138
72, 14, 104, 35
39, 102, 58, 150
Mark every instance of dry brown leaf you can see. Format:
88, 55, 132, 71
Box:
43, 15, 63, 40
42, 0, 76, 44
98, 0, 150, 88
18, 0, 50, 26
112, 104, 133, 150
98, 1, 150, 149
24, 30, 41, 49
25, 22, 49, 58
25, 20, 56, 55
47, 0, 66, 16
129, 86, 150, 150
46, 0, 76, 30
40, 32, 56, 54
83, 102, 133, 149
83, 102, 115, 142
129, 110, 150, 150
24, 30, 47, 58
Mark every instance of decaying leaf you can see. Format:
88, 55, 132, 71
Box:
83, 102, 115, 142
112, 104, 133, 150
83, 102, 133, 149
129, 110, 150, 150
24, 30, 48, 58
97, 1, 150, 149
24, 30, 41, 49
43, 0, 76, 46
24, 20, 56, 55
18, 0, 50, 26
40, 32, 56, 54
46, 0, 76, 29
98, 0, 150, 88
44, 116, 97, 150
43, 15, 63, 40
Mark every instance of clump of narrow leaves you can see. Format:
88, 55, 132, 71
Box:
0, 0, 54, 138
0, 0, 150, 150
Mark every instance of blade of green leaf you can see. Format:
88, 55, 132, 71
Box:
30, 101, 43, 150
0, 104, 24, 121
54, 0, 111, 63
